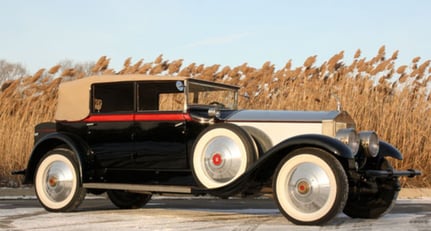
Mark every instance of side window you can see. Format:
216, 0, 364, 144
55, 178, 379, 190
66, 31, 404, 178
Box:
92, 82, 134, 113
158, 93, 184, 111
138, 82, 184, 112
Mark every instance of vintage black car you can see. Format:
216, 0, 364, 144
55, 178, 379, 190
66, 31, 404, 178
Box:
14, 74, 420, 225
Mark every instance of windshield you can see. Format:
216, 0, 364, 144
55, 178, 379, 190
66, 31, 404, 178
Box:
186, 80, 238, 109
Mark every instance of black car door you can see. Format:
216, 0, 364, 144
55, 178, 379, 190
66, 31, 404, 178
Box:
86, 82, 135, 170
133, 81, 188, 169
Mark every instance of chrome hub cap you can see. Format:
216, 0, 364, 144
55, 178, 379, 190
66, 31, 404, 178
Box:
287, 162, 331, 213
203, 136, 242, 183
42, 161, 74, 202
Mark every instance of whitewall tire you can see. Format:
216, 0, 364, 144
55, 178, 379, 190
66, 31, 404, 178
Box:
273, 148, 348, 225
34, 148, 86, 212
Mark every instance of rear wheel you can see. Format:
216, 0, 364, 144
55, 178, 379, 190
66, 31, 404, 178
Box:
34, 148, 86, 212
107, 190, 152, 209
343, 158, 399, 218
192, 124, 256, 189
273, 148, 348, 225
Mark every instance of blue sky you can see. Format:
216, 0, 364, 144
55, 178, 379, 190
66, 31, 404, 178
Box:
1, 0, 430, 73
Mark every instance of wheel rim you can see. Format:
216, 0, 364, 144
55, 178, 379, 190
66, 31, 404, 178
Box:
286, 162, 331, 213
276, 154, 337, 222
35, 154, 77, 209
203, 136, 243, 183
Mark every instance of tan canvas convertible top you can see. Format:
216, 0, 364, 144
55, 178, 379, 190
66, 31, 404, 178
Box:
55, 74, 190, 121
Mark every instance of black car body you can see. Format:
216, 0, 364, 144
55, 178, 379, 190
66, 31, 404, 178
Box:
15, 74, 420, 225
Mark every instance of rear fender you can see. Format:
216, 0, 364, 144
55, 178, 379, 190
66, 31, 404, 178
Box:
24, 132, 90, 184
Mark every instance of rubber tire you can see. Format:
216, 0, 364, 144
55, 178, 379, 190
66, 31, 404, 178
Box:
192, 123, 256, 189
273, 148, 348, 225
107, 190, 152, 209
343, 158, 399, 218
34, 148, 86, 212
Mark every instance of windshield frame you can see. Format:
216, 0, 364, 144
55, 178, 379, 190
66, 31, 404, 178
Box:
184, 79, 239, 110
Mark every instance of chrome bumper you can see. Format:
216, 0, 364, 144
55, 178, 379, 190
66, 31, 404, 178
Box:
364, 169, 421, 178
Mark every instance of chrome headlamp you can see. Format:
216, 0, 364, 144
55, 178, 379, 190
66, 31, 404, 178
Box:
335, 128, 360, 156
359, 131, 379, 157
208, 107, 221, 118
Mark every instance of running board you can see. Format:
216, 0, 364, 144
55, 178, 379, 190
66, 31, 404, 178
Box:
83, 183, 193, 194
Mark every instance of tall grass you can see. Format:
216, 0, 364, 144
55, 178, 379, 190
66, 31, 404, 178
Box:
1, 46, 429, 187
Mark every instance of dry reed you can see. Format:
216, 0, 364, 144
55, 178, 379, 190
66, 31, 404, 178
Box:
0, 46, 430, 188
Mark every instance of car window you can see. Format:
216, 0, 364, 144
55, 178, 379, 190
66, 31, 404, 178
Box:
158, 93, 185, 111
91, 82, 134, 113
138, 82, 185, 112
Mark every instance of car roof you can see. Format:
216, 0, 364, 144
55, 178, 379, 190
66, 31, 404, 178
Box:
54, 74, 237, 121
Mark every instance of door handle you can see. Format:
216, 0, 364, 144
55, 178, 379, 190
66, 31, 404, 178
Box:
174, 122, 185, 127
86, 123, 96, 127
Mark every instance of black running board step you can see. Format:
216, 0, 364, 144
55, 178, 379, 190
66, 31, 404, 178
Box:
83, 183, 193, 194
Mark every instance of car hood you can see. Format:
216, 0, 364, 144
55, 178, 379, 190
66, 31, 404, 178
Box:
224, 110, 353, 123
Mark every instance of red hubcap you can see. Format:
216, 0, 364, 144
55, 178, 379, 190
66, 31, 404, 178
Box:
297, 181, 310, 194
212, 153, 223, 166
48, 177, 58, 187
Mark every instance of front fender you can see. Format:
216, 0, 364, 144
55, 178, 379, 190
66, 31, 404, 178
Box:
378, 140, 403, 160
24, 132, 90, 184
268, 134, 354, 159
197, 134, 354, 197
253, 134, 356, 180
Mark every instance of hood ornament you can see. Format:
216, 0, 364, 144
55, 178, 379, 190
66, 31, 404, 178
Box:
331, 94, 342, 112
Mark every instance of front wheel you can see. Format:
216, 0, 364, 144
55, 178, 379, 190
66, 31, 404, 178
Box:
34, 148, 86, 212
273, 148, 348, 225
